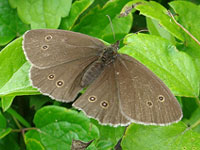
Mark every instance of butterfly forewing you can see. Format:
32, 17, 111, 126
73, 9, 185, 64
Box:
23, 29, 105, 68
115, 54, 182, 125
73, 63, 131, 126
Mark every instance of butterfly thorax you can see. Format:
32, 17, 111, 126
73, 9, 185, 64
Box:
101, 47, 117, 65
80, 42, 119, 88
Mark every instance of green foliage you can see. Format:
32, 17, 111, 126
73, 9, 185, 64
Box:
9, 0, 72, 29
0, 0, 200, 149
121, 33, 199, 97
73, 0, 132, 43
0, 37, 39, 100
121, 122, 200, 150
135, 0, 184, 41
25, 106, 99, 149
60, 0, 95, 30
1, 96, 15, 112
0, 0, 29, 45
90, 119, 125, 149
169, 1, 200, 78
0, 112, 12, 139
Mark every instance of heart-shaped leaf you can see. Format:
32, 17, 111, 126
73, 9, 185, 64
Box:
0, 0, 29, 45
60, 0, 94, 30
25, 106, 99, 150
9, 0, 72, 29
121, 122, 200, 150
0, 37, 39, 110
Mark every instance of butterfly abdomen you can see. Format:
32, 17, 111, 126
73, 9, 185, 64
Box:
81, 61, 105, 87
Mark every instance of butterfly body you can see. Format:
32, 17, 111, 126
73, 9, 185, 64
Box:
81, 43, 119, 87
23, 29, 182, 126
81, 60, 104, 87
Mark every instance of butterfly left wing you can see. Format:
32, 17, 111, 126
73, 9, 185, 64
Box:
73, 63, 130, 126
115, 54, 182, 125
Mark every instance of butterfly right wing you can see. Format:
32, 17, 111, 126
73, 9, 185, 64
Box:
23, 29, 105, 68
30, 56, 97, 102
115, 54, 182, 125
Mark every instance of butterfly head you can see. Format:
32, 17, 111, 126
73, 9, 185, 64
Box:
101, 41, 120, 65
111, 40, 120, 52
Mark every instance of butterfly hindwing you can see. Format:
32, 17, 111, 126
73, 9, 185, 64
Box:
73, 63, 130, 126
30, 56, 97, 102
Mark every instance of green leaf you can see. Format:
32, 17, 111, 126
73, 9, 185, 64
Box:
187, 107, 200, 133
25, 129, 44, 150
25, 106, 99, 150
0, 112, 12, 139
0, 128, 12, 139
169, 1, 200, 80
169, 1, 200, 48
182, 97, 198, 119
0, 112, 6, 128
134, 1, 184, 41
121, 122, 200, 150
8, 0, 72, 29
181, 97, 200, 133
88, 119, 125, 150
73, 0, 132, 43
121, 33, 199, 97
0, 133, 20, 150
7, 108, 31, 128
29, 95, 51, 110
0, 0, 29, 45
60, 0, 94, 30
146, 18, 176, 44
0, 37, 39, 98
1, 96, 15, 112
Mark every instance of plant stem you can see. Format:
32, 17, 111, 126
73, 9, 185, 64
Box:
12, 116, 23, 129
190, 119, 200, 129
168, 10, 200, 46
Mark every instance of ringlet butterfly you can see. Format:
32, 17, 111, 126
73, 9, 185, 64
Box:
23, 29, 182, 126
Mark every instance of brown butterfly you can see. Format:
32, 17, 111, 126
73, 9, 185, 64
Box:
23, 29, 182, 126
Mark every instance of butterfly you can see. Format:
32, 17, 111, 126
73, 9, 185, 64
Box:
23, 29, 182, 126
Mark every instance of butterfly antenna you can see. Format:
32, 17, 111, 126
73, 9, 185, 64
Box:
118, 29, 149, 43
106, 15, 116, 41
135, 29, 148, 34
